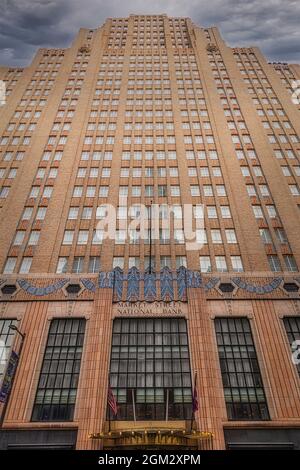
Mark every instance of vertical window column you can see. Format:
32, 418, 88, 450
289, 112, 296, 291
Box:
215, 317, 269, 420
31, 318, 86, 422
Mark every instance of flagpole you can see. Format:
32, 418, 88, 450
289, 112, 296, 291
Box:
149, 200, 153, 273
165, 389, 169, 421
132, 389, 136, 421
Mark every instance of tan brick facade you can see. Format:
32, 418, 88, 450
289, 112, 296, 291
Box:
0, 15, 300, 450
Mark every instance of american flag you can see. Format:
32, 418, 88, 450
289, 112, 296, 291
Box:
192, 372, 199, 412
107, 386, 118, 416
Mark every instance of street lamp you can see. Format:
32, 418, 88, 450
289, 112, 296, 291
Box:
0, 325, 26, 428
8, 324, 26, 340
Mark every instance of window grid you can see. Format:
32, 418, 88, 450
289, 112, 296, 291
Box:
215, 317, 269, 421
109, 318, 192, 421
283, 317, 300, 377
31, 318, 85, 422
0, 319, 18, 385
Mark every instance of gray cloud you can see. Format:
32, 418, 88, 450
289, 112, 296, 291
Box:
0, 0, 299, 67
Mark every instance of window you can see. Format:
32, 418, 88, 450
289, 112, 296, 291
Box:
283, 317, 300, 376
68, 207, 79, 220
0, 319, 18, 385
160, 256, 171, 269
88, 256, 100, 273
225, 229, 237, 244
221, 206, 231, 218
145, 185, 153, 197
73, 186, 83, 198
253, 206, 264, 219
116, 230, 126, 244
78, 230, 89, 245
108, 318, 192, 421
86, 186, 96, 197
268, 255, 281, 272
158, 185, 167, 197
215, 318, 269, 421
199, 256, 211, 273
247, 185, 256, 197
215, 256, 227, 272
3, 257, 17, 274
82, 207, 92, 220
28, 231, 40, 246
0, 187, 9, 198
259, 185, 269, 197
275, 228, 288, 244
72, 257, 84, 273
36, 207, 47, 221
128, 257, 140, 269
14, 231, 25, 246
63, 231, 74, 245
19, 257, 32, 273
171, 186, 180, 197
266, 205, 277, 218
113, 257, 124, 269
176, 256, 187, 269
190, 185, 200, 196
207, 206, 217, 219
56, 257, 68, 273
259, 228, 272, 244
31, 318, 86, 421
231, 256, 244, 272
43, 187, 53, 198
99, 186, 109, 197
211, 229, 222, 244
174, 229, 184, 244
22, 207, 33, 220
284, 255, 298, 272
289, 185, 300, 196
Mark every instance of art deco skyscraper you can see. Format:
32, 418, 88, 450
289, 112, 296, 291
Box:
0, 14, 300, 450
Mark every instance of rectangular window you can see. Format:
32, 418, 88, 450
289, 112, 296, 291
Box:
19, 257, 32, 273
56, 257, 68, 274
199, 256, 211, 273
0, 319, 18, 385
72, 257, 84, 273
283, 317, 300, 377
109, 318, 192, 421
31, 319, 86, 422
215, 317, 269, 421
88, 256, 100, 273
268, 255, 281, 272
284, 255, 298, 272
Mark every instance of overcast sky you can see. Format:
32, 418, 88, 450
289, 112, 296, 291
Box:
0, 0, 299, 67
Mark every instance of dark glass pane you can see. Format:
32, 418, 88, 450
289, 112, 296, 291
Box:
108, 318, 192, 420
31, 319, 85, 422
283, 317, 300, 377
215, 317, 269, 421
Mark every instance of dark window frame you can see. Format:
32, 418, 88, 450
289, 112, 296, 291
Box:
283, 317, 300, 377
0, 318, 18, 385
108, 317, 193, 421
31, 318, 86, 422
215, 317, 270, 421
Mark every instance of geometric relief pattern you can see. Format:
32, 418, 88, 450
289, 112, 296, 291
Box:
98, 271, 114, 289
231, 277, 283, 294
17, 278, 69, 296
144, 271, 156, 302
113, 267, 124, 302
7, 272, 285, 300
126, 266, 140, 302
177, 266, 187, 302
160, 266, 174, 302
